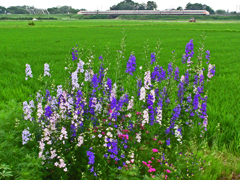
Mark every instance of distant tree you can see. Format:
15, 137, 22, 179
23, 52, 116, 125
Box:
230, 11, 236, 14
0, 6, 6, 14
110, 1, 135, 10
176, 6, 183, 10
216, 9, 226, 15
204, 5, 215, 14
7, 6, 30, 14
110, 0, 157, 10
185, 3, 203, 10
138, 3, 147, 10
125, 0, 134, 3
47, 6, 81, 14
47, 7, 59, 14
146, 1, 157, 10
185, 3, 215, 14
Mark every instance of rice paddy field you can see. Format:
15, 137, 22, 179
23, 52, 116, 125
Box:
0, 19, 240, 179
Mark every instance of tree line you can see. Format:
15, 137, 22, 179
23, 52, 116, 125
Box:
110, 0, 157, 10
0, 5, 85, 14
0, 2, 237, 15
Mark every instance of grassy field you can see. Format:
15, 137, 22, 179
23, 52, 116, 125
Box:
0, 19, 240, 179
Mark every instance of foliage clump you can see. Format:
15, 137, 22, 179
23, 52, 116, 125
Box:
20, 37, 216, 179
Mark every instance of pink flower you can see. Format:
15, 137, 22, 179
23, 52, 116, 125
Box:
118, 134, 129, 140
165, 175, 168, 179
146, 131, 149, 134
148, 168, 156, 172
157, 159, 161, 162
102, 132, 105, 135
166, 169, 171, 173
136, 112, 142, 115
148, 161, 152, 164
152, 149, 158, 153
152, 175, 155, 178
147, 164, 152, 168
151, 157, 154, 160
153, 138, 157, 140
142, 161, 148, 166
122, 129, 129, 133
109, 110, 112, 113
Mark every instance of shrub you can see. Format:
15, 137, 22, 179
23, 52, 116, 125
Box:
28, 21, 35, 26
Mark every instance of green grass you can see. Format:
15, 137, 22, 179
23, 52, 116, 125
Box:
0, 19, 239, 179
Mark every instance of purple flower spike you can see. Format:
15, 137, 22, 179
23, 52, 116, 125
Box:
125, 55, 136, 76
206, 50, 210, 64
174, 67, 179, 81
182, 39, 194, 64
166, 138, 170, 146
72, 50, 78, 61
151, 52, 156, 64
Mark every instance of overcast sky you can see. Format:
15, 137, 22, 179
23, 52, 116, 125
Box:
1, 0, 240, 12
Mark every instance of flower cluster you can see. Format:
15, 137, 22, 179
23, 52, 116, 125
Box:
125, 55, 136, 76
25, 64, 33, 80
22, 128, 31, 145
21, 39, 213, 179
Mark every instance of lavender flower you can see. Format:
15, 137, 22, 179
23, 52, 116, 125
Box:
44, 63, 50, 77
125, 55, 136, 76
57, 85, 63, 98
208, 64, 216, 79
206, 50, 210, 64
76, 60, 85, 73
85, 70, 91, 82
22, 128, 31, 145
72, 71, 79, 90
144, 71, 151, 89
25, 64, 33, 80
